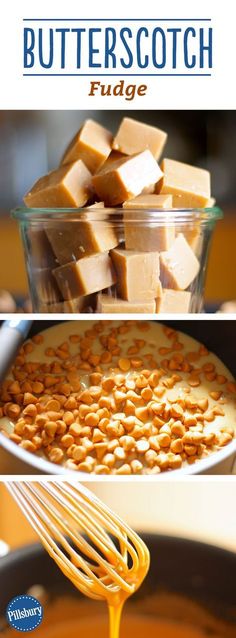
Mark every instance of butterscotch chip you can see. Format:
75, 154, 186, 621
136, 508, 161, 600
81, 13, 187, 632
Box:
53, 252, 117, 299
92, 150, 163, 206
61, 119, 113, 173
112, 117, 167, 160
131, 459, 143, 473
110, 248, 159, 302
118, 358, 131, 372
9, 381, 21, 394
160, 234, 199, 290
6, 404, 21, 419
157, 158, 211, 207
24, 160, 92, 208
97, 294, 156, 314
136, 439, 150, 453
135, 406, 149, 422
23, 393, 37, 405
2, 317, 235, 475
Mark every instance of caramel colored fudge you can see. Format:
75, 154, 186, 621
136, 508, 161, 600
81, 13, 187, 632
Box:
112, 117, 167, 160
61, 119, 113, 174
160, 234, 200, 290
39, 295, 95, 313
183, 224, 201, 251
157, 158, 211, 207
156, 288, 191, 313
111, 248, 160, 301
96, 150, 126, 172
92, 150, 163, 206
24, 160, 92, 208
124, 218, 175, 253
46, 204, 118, 266
123, 193, 174, 252
123, 194, 173, 209
53, 252, 117, 300
97, 294, 156, 314
27, 229, 59, 269
34, 268, 62, 304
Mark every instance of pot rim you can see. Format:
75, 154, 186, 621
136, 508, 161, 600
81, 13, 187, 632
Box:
1, 533, 235, 568
0, 431, 235, 478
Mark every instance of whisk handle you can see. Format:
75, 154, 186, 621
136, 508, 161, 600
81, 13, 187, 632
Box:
0, 319, 33, 383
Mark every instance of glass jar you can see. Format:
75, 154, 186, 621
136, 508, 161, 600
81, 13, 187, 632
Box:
12, 206, 223, 314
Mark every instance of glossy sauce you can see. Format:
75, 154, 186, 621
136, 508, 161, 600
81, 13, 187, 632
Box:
29, 615, 211, 638
2, 606, 213, 638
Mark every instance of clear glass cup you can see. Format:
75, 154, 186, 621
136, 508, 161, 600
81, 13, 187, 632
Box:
12, 206, 223, 314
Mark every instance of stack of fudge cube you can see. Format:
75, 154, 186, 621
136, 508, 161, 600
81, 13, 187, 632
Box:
24, 117, 214, 314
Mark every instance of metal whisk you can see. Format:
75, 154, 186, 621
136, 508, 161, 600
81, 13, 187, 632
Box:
7, 481, 150, 603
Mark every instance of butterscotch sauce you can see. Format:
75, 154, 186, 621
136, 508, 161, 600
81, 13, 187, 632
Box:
43, 483, 149, 638
2, 596, 228, 637
2, 615, 213, 638
6, 481, 149, 638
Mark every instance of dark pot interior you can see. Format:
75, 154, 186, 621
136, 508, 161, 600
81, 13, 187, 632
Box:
0, 535, 236, 626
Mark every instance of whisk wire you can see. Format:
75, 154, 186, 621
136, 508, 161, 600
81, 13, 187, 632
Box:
7, 481, 150, 602
27, 484, 133, 591
57, 482, 142, 573
49, 482, 138, 573
42, 482, 129, 571
7, 483, 112, 598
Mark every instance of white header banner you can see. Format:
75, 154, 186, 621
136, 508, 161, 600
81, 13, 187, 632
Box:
0, 0, 235, 109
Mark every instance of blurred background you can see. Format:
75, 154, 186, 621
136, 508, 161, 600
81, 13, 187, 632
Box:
0, 481, 236, 553
0, 110, 236, 310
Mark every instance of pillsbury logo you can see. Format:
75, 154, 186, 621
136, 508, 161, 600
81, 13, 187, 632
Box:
6, 595, 43, 632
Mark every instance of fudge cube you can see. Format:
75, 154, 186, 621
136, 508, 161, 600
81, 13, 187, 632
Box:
39, 295, 95, 313
123, 194, 173, 209
160, 234, 199, 290
183, 224, 201, 252
24, 160, 93, 208
34, 267, 62, 304
110, 248, 160, 301
157, 158, 211, 208
92, 150, 163, 206
53, 252, 117, 300
97, 294, 156, 314
46, 203, 118, 265
123, 194, 174, 252
61, 119, 113, 174
95, 150, 126, 173
112, 117, 167, 160
156, 288, 191, 313
182, 196, 215, 250
27, 228, 59, 269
